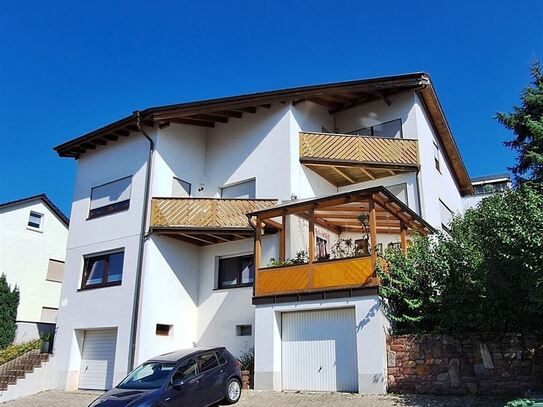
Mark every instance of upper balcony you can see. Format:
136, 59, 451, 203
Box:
300, 131, 419, 186
151, 197, 277, 245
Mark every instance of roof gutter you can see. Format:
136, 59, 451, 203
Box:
127, 111, 154, 372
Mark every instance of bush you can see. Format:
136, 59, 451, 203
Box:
378, 184, 543, 335
0, 340, 40, 365
0, 274, 20, 349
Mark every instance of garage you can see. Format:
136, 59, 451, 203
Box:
281, 308, 358, 392
79, 329, 117, 390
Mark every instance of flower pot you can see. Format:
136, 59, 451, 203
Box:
41, 341, 51, 354
241, 370, 250, 390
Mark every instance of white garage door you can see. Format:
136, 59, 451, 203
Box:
282, 308, 358, 392
79, 329, 117, 390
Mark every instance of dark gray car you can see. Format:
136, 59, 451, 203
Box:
88, 347, 242, 407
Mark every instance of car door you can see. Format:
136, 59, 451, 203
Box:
160, 358, 204, 407
197, 351, 227, 404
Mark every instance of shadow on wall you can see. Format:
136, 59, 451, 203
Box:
196, 288, 253, 358
15, 322, 56, 344
152, 236, 199, 306
356, 303, 379, 333
205, 105, 289, 194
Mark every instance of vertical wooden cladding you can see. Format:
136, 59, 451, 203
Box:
151, 198, 277, 228
255, 256, 376, 297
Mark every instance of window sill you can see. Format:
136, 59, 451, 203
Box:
77, 281, 122, 292
214, 284, 253, 291
26, 227, 43, 233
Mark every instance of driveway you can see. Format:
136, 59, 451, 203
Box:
0, 389, 510, 406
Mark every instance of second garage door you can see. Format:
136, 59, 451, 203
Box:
282, 308, 358, 392
79, 329, 117, 390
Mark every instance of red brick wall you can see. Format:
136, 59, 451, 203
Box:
387, 334, 543, 396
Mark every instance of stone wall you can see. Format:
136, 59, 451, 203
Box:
387, 334, 543, 396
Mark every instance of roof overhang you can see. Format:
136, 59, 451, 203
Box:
53, 72, 473, 195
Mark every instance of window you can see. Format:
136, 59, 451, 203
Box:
220, 178, 255, 199
40, 307, 58, 323
218, 255, 254, 288
156, 324, 172, 336
46, 259, 64, 282
439, 199, 454, 231
89, 176, 132, 219
433, 142, 441, 173
349, 118, 403, 139
118, 362, 175, 390
216, 351, 226, 365
198, 352, 220, 373
172, 177, 191, 197
236, 324, 252, 336
473, 181, 509, 195
172, 359, 199, 383
28, 211, 43, 229
81, 251, 124, 289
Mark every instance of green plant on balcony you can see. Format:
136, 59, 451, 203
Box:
329, 213, 371, 259
267, 250, 308, 267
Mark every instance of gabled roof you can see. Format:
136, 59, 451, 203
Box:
53, 72, 473, 195
0, 194, 69, 227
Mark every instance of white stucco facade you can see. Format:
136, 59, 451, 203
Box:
0, 196, 68, 343
52, 81, 470, 395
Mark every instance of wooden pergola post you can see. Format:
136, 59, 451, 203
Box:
369, 195, 377, 269
308, 209, 315, 265
400, 221, 407, 254
254, 217, 262, 295
279, 214, 286, 261
308, 209, 315, 290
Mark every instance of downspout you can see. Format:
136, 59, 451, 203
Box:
128, 111, 154, 372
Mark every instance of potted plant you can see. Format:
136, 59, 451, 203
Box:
238, 348, 254, 390
40, 333, 53, 354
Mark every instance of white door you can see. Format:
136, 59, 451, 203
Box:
282, 308, 358, 392
79, 329, 117, 390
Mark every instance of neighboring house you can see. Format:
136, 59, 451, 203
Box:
462, 173, 511, 210
0, 194, 69, 343
51, 73, 473, 394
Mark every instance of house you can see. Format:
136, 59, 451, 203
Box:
0, 194, 69, 343
462, 173, 511, 210
51, 73, 473, 394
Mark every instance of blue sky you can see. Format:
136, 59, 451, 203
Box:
1, 0, 542, 215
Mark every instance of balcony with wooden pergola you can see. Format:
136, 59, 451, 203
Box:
248, 186, 433, 304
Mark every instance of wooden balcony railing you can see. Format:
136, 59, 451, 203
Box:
300, 131, 419, 166
151, 198, 278, 229
299, 132, 419, 186
254, 256, 378, 297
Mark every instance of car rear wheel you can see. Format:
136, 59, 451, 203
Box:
223, 377, 242, 404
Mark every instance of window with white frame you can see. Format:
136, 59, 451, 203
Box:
28, 211, 43, 230
172, 177, 191, 197
220, 178, 255, 199
433, 142, 441, 173
89, 176, 132, 219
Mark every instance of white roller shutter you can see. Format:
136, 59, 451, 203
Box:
282, 308, 358, 392
79, 329, 117, 390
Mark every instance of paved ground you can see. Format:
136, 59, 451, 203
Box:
0, 389, 511, 406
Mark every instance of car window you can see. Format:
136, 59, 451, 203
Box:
198, 352, 219, 373
172, 359, 199, 382
117, 362, 175, 389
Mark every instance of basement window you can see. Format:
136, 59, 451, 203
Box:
236, 325, 252, 336
156, 324, 173, 336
